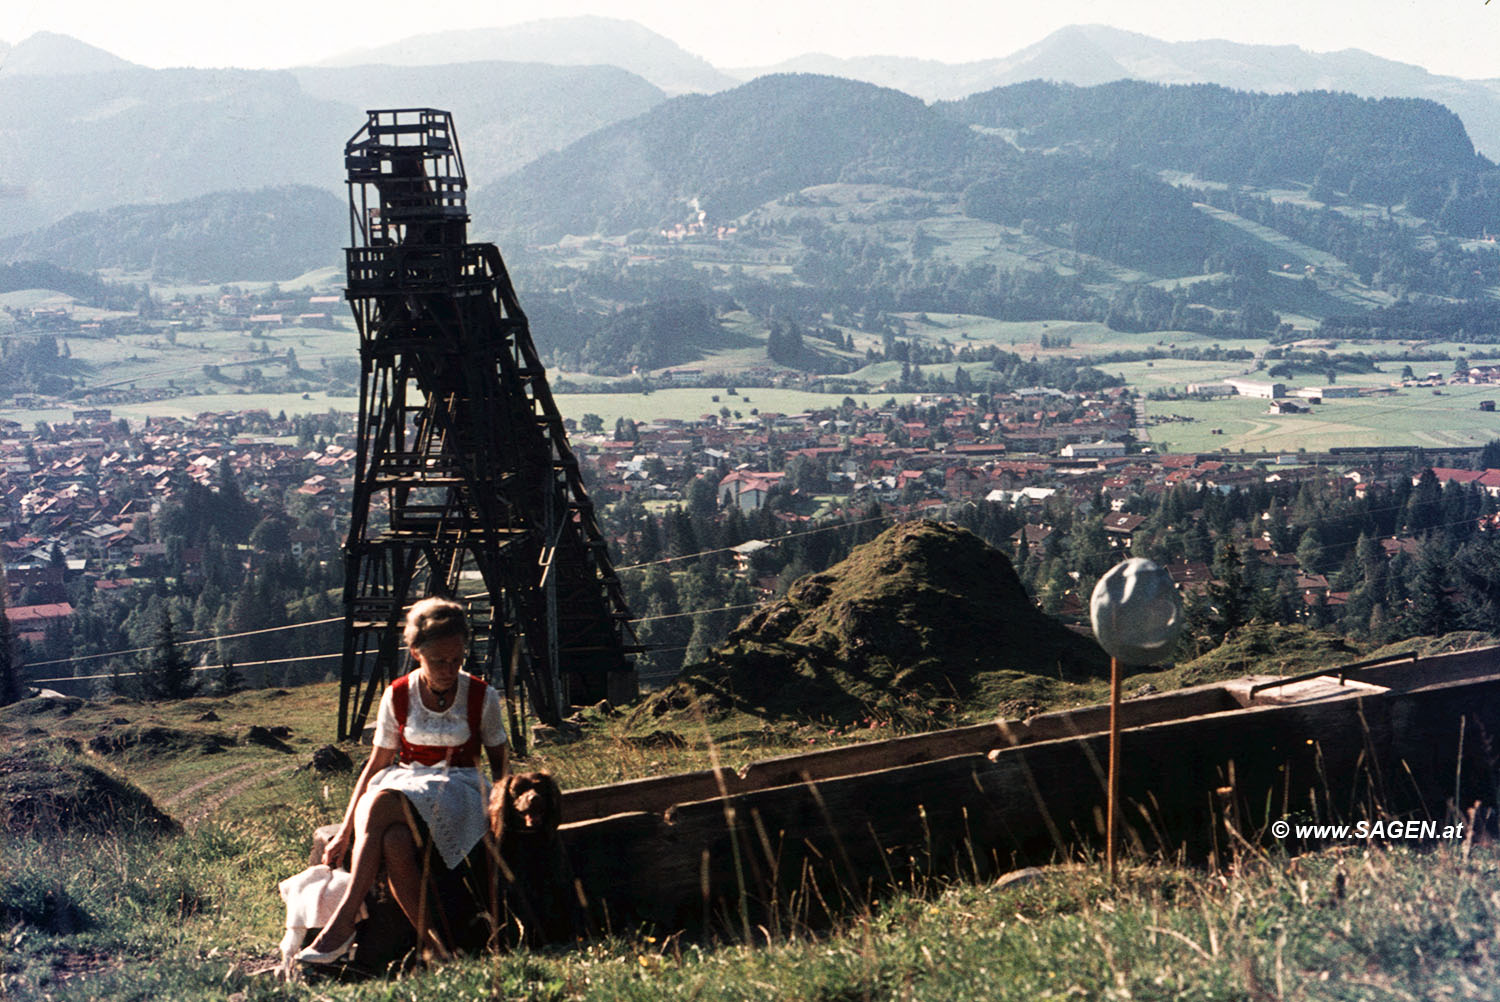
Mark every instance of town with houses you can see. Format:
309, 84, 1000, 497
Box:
10, 279, 1500, 677
5, 359, 1497, 670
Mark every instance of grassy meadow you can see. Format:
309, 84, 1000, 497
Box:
2, 391, 359, 429
1141, 383, 1500, 454
548, 388, 859, 428
6, 655, 1500, 1002
0, 318, 361, 427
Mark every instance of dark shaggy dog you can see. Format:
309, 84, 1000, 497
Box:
483, 771, 581, 947
488, 771, 563, 843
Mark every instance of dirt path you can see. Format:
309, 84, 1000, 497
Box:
161, 761, 258, 811
165, 760, 302, 828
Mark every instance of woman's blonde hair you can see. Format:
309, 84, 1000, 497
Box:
403, 596, 470, 651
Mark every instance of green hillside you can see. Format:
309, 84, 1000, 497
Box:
476, 73, 988, 241
0, 186, 345, 281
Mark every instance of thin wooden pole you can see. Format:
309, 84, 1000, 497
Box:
1107, 654, 1121, 883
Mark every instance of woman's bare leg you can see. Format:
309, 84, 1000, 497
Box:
381, 821, 449, 954
305, 790, 411, 951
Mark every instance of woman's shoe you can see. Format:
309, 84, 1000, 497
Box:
295, 932, 356, 965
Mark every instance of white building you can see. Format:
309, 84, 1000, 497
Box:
1224, 379, 1286, 399
1060, 440, 1126, 459
1296, 385, 1360, 399
986, 487, 1058, 506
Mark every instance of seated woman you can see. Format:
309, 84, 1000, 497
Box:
298, 596, 508, 964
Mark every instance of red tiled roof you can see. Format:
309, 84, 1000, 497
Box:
1428, 468, 1484, 484
5, 602, 74, 625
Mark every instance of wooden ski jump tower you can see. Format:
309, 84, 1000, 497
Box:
336, 108, 635, 740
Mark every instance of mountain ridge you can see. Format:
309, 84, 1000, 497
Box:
941, 79, 1484, 198
11, 22, 1500, 154
291, 61, 664, 180
730, 24, 1500, 158
13, 71, 1495, 292
0, 59, 663, 239
0, 31, 138, 75
316, 15, 737, 96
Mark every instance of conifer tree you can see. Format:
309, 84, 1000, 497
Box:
144, 607, 195, 700
0, 581, 20, 706
215, 460, 256, 541
214, 659, 243, 697
1478, 438, 1500, 472
1209, 540, 1250, 638
1408, 538, 1454, 637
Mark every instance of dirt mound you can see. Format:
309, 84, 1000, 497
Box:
5, 693, 84, 717
0, 746, 179, 836
308, 744, 354, 774
87, 724, 233, 757
636, 520, 1108, 727
243, 724, 293, 752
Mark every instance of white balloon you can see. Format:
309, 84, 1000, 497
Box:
1089, 558, 1184, 665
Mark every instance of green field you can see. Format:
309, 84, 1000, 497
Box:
920, 215, 1154, 284
0, 390, 360, 428
57, 324, 358, 391
107, 265, 346, 300
1, 320, 363, 427
0, 290, 135, 317
15, 377, 1492, 457
1143, 383, 1500, 453
742, 182, 1156, 285
552, 387, 868, 428
1108, 358, 1258, 391
872, 314, 1277, 362
1113, 358, 1407, 397
2, 387, 877, 431
21, 322, 1494, 457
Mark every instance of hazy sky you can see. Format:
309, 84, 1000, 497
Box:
2, 0, 1496, 80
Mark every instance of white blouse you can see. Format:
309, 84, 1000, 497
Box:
371, 671, 508, 752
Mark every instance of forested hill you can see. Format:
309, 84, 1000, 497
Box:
941, 81, 1486, 214
0, 186, 345, 281
479, 74, 1500, 247
12, 74, 1497, 297
475, 74, 991, 241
